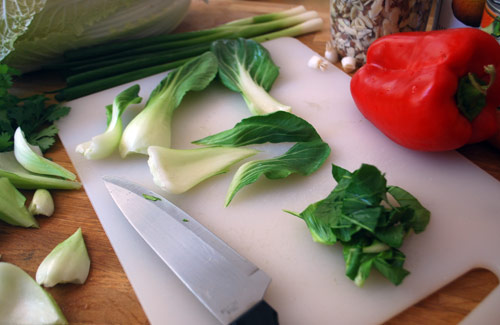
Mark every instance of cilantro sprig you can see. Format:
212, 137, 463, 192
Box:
0, 64, 70, 152
286, 163, 430, 287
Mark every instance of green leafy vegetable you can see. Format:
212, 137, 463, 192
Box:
193, 110, 322, 146
0, 64, 70, 152
194, 111, 330, 206
36, 228, 91, 288
0, 262, 67, 324
14, 127, 76, 180
0, 151, 81, 190
226, 140, 330, 205
286, 163, 430, 287
211, 38, 290, 115
147, 145, 258, 194
76, 84, 142, 159
119, 52, 218, 157
1, 0, 192, 73
0, 177, 38, 228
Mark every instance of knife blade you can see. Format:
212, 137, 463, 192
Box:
102, 176, 278, 325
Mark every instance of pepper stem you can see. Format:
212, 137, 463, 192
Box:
468, 64, 496, 95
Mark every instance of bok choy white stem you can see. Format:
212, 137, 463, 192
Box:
14, 127, 76, 180
0, 177, 38, 228
0, 262, 67, 324
119, 52, 218, 157
36, 228, 90, 288
76, 84, 142, 159
147, 146, 258, 194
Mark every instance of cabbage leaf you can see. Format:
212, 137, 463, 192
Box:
1, 0, 191, 72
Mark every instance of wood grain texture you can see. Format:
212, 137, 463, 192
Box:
2, 0, 499, 324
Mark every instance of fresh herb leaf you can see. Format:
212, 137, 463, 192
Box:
143, 194, 161, 201
0, 64, 70, 152
286, 163, 430, 287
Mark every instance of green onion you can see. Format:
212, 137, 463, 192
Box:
53, 6, 322, 101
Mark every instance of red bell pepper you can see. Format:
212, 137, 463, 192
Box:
350, 28, 500, 151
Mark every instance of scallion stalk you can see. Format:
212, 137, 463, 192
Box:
54, 7, 323, 101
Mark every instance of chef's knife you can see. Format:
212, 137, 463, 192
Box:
102, 176, 278, 325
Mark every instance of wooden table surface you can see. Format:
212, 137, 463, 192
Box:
3, 1, 499, 324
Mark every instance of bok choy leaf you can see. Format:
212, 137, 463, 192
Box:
286, 163, 431, 287
194, 111, 330, 206
0, 262, 67, 324
14, 127, 76, 180
0, 151, 81, 190
119, 52, 218, 157
76, 84, 141, 159
210, 38, 291, 115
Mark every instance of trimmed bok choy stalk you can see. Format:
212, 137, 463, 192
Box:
0, 177, 38, 228
194, 111, 331, 206
0, 262, 67, 324
119, 52, 218, 157
36, 228, 90, 288
14, 127, 76, 180
76, 84, 142, 159
147, 146, 258, 194
211, 38, 291, 115
29, 189, 55, 217
0, 151, 81, 190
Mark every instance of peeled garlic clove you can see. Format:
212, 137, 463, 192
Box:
307, 55, 328, 71
325, 41, 339, 63
341, 56, 357, 73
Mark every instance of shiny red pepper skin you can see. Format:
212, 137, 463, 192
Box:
350, 28, 500, 151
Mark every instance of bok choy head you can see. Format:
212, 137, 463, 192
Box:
119, 51, 218, 157
210, 38, 291, 115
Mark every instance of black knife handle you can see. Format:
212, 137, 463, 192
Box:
230, 300, 279, 325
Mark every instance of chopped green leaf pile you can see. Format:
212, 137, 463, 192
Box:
286, 163, 430, 286
0, 64, 70, 152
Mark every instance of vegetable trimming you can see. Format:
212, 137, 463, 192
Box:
0, 177, 38, 228
0, 262, 68, 324
0, 151, 81, 190
119, 52, 218, 157
210, 38, 291, 115
14, 127, 76, 180
76, 84, 142, 160
50, 7, 323, 101
147, 146, 259, 194
36, 228, 91, 287
193, 111, 331, 206
285, 163, 430, 286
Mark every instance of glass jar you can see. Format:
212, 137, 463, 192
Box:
330, 0, 434, 66
481, 0, 500, 42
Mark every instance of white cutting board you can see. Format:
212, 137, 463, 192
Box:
57, 37, 500, 325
